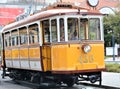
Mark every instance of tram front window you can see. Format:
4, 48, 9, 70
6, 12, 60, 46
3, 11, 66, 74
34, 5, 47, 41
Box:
80, 18, 88, 40
89, 18, 101, 40
80, 18, 101, 40
67, 18, 79, 41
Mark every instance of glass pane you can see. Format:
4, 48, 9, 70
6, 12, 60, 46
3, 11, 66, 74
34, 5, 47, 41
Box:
51, 19, 57, 42
29, 24, 39, 44
19, 27, 28, 45
68, 18, 78, 41
11, 30, 18, 46
89, 18, 100, 40
43, 20, 50, 43
80, 18, 88, 40
11, 36, 18, 46
4, 32, 11, 47
60, 18, 65, 41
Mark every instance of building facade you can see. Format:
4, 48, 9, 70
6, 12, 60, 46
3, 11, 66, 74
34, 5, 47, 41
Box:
0, 0, 119, 27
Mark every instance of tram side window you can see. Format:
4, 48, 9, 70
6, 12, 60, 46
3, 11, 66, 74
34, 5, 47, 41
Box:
29, 24, 39, 44
80, 18, 88, 40
11, 30, 18, 46
51, 19, 57, 42
4, 32, 11, 47
89, 18, 101, 40
43, 20, 50, 43
67, 18, 78, 41
60, 18, 65, 41
19, 27, 28, 45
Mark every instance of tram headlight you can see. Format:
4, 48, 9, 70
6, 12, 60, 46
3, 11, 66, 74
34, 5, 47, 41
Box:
82, 44, 91, 53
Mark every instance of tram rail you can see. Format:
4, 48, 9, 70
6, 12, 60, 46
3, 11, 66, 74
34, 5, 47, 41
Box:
13, 79, 119, 89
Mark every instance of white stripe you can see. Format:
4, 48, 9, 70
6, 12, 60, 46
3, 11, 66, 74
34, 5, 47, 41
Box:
6, 60, 12, 67
13, 60, 20, 68
20, 60, 30, 68
30, 61, 42, 71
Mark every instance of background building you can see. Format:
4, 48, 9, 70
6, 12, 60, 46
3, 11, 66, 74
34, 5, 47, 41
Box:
0, 0, 119, 29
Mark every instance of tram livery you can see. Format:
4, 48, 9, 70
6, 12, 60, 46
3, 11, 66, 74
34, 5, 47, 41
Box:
1, 2, 105, 86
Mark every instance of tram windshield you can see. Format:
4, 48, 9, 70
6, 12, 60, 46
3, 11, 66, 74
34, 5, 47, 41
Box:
67, 18, 79, 41
42, 17, 101, 43
89, 18, 101, 40
67, 18, 101, 41
80, 18, 101, 40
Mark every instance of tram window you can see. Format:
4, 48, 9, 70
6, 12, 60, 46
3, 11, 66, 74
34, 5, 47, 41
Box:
11, 30, 18, 46
80, 18, 88, 40
29, 24, 39, 44
89, 18, 100, 40
67, 18, 78, 41
51, 19, 57, 42
4, 32, 11, 47
19, 27, 28, 45
43, 20, 50, 43
11, 36, 18, 46
59, 18, 65, 41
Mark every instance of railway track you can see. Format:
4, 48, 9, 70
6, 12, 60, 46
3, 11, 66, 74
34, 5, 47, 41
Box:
14, 79, 119, 89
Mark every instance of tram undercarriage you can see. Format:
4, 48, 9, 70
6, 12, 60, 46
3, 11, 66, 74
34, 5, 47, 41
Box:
3, 69, 102, 87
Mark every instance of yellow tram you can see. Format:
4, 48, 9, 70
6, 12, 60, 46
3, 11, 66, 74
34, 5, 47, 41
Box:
1, 2, 105, 86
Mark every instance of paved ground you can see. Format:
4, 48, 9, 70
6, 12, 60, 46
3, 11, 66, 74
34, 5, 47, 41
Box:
102, 72, 120, 88
103, 57, 120, 88
0, 77, 31, 89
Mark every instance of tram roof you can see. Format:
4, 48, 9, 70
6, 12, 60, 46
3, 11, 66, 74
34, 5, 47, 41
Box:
2, 2, 102, 33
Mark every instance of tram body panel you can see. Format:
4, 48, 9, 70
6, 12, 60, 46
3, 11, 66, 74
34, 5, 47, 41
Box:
42, 45, 51, 71
5, 49, 12, 67
51, 42, 105, 72
29, 47, 40, 59
12, 48, 20, 68
51, 45, 68, 70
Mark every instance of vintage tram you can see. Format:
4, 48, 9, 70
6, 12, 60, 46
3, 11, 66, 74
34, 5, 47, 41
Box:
1, 2, 105, 86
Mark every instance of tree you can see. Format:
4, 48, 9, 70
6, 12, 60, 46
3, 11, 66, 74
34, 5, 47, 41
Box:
104, 13, 120, 47
104, 2, 120, 48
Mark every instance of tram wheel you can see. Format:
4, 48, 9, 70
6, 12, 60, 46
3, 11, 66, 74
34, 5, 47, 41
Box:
66, 79, 74, 87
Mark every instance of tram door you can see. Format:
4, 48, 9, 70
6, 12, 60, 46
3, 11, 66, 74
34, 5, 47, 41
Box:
42, 20, 51, 71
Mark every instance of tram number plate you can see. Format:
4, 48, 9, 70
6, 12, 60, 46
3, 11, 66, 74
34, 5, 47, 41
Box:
78, 55, 94, 64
